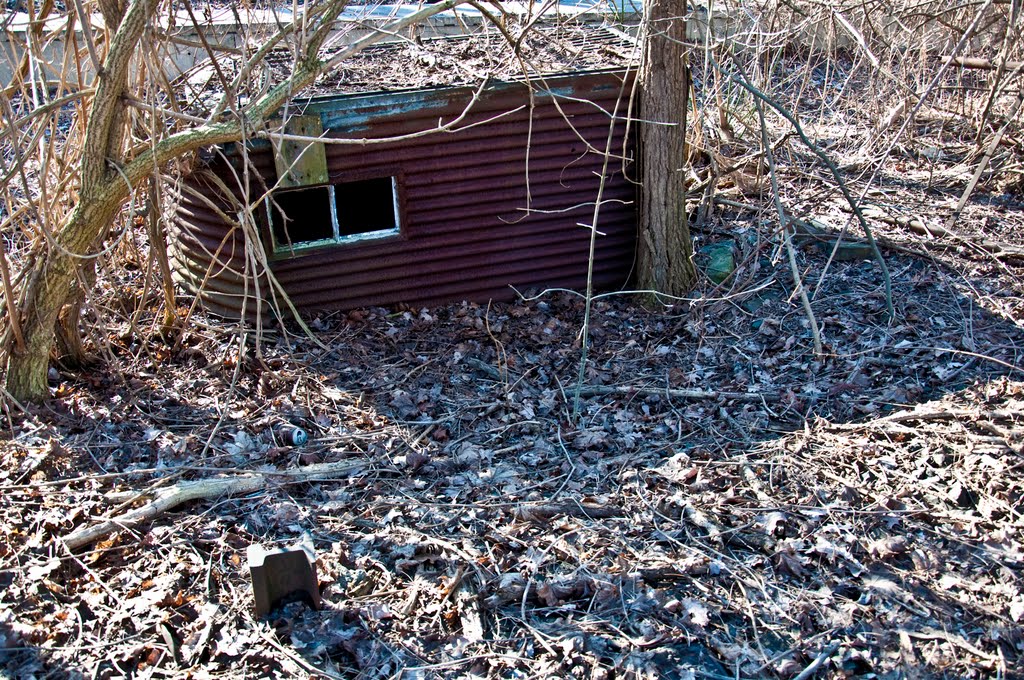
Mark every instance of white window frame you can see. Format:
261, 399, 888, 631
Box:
268, 177, 401, 254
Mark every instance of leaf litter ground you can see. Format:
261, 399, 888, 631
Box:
2, 44, 1024, 680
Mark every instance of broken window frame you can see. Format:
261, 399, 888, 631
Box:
264, 173, 403, 256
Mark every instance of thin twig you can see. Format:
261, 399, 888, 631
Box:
792, 642, 840, 680
725, 62, 895, 319
752, 85, 823, 355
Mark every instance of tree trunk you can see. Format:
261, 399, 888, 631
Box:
54, 269, 92, 369
3, 0, 469, 402
147, 178, 179, 335
5, 0, 152, 402
636, 0, 696, 296
6, 193, 126, 401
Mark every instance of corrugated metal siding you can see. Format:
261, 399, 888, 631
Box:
169, 69, 637, 317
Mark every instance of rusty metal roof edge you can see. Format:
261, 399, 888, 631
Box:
295, 65, 635, 111
230, 67, 635, 151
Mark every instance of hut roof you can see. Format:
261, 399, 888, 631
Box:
181, 22, 639, 114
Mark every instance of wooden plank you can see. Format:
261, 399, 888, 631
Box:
274, 114, 328, 188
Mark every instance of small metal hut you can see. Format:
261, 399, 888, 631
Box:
168, 25, 639, 317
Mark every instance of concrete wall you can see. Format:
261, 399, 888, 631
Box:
0, 2, 640, 86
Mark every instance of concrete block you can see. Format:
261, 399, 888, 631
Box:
247, 542, 320, 616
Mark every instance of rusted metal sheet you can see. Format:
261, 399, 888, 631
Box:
169, 69, 637, 317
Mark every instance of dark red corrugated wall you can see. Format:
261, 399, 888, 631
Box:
169, 69, 637, 317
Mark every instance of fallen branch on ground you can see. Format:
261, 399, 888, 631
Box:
514, 503, 625, 521
575, 385, 779, 402
724, 60, 895, 319
942, 56, 1024, 71
823, 408, 957, 430
828, 206, 1024, 259
61, 459, 367, 552
792, 642, 841, 680
754, 93, 823, 356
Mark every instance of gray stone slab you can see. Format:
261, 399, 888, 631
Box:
247, 542, 321, 617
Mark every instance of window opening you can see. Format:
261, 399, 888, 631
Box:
335, 177, 399, 238
267, 176, 401, 254
268, 186, 334, 248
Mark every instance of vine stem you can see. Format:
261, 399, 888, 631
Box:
753, 95, 823, 356
571, 72, 633, 421
724, 61, 895, 320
